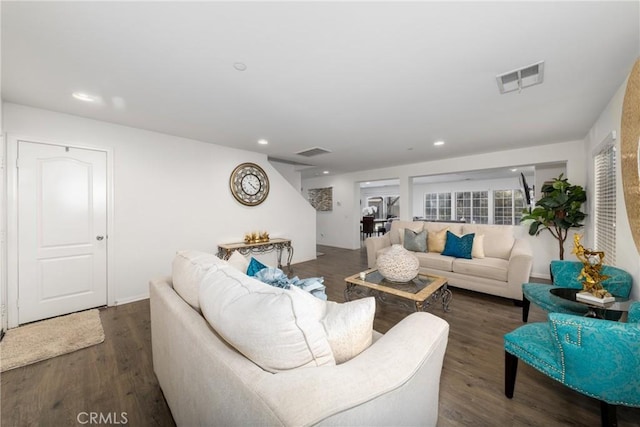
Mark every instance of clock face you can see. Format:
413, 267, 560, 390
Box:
241, 174, 261, 196
230, 163, 270, 206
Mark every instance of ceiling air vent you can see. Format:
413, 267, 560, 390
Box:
295, 147, 332, 157
496, 61, 544, 94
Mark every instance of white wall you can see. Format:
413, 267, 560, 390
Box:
584, 75, 640, 300
534, 164, 566, 202
0, 0, 5, 331
303, 140, 587, 279
4, 103, 317, 307
270, 160, 302, 194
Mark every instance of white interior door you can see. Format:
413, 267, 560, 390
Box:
18, 141, 107, 324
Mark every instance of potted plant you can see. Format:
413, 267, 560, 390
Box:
520, 174, 587, 259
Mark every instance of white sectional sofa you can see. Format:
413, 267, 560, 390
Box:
150, 251, 450, 426
366, 221, 533, 301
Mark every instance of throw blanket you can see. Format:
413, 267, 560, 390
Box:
255, 267, 327, 300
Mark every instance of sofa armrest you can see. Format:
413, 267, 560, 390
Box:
365, 234, 391, 268
254, 312, 449, 426
507, 239, 534, 300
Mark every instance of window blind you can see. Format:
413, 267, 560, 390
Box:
594, 142, 616, 264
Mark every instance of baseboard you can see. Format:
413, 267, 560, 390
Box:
530, 272, 551, 281
113, 294, 149, 306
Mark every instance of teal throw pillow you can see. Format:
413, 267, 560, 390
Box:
403, 229, 428, 252
246, 257, 268, 276
441, 231, 475, 259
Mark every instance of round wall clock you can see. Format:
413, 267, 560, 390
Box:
229, 162, 270, 206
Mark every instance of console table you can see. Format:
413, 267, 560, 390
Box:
217, 238, 294, 271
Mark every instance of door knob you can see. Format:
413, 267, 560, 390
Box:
96, 236, 104, 241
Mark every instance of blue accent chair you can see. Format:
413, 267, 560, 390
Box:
521, 260, 633, 322
505, 302, 640, 427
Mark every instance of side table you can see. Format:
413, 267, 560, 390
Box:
549, 288, 632, 320
217, 238, 294, 271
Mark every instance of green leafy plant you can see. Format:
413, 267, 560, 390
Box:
520, 174, 587, 260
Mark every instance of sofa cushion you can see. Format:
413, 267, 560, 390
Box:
403, 229, 428, 252
172, 250, 227, 311
463, 225, 514, 260
321, 297, 375, 364
452, 257, 509, 282
424, 222, 463, 235
441, 231, 474, 259
227, 251, 249, 273
199, 266, 336, 373
427, 227, 449, 253
414, 252, 455, 272
471, 234, 485, 259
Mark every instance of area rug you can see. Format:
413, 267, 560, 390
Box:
0, 309, 105, 372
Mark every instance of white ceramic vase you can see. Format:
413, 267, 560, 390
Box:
376, 244, 419, 282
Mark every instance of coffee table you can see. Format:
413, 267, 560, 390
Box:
344, 269, 452, 313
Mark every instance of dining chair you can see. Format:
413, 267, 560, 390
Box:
361, 216, 375, 239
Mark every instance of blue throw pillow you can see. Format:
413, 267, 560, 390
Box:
441, 231, 475, 259
246, 257, 268, 276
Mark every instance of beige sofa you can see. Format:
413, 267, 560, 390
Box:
366, 221, 533, 301
150, 251, 450, 426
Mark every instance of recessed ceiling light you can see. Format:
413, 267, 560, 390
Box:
257, 139, 268, 145
434, 140, 445, 146
323, 171, 329, 174
72, 92, 100, 102
365, 182, 371, 185
511, 168, 518, 172
233, 62, 247, 71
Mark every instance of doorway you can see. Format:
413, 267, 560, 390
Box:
12, 139, 110, 325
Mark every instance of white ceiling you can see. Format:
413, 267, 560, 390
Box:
2, 2, 639, 179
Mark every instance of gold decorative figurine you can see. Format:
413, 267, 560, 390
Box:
244, 231, 270, 244
571, 234, 611, 298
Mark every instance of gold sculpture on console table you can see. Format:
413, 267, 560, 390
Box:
244, 231, 270, 244
572, 234, 611, 299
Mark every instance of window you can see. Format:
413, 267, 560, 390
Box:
594, 142, 616, 263
493, 189, 525, 225
366, 195, 400, 219
455, 191, 489, 224
424, 192, 451, 221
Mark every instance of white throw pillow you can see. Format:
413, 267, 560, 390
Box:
227, 251, 249, 273
322, 298, 375, 364
172, 250, 227, 311
199, 266, 335, 373
471, 234, 485, 259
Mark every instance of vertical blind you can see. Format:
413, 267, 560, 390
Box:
594, 142, 616, 264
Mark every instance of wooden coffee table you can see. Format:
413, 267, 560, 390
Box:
344, 269, 452, 313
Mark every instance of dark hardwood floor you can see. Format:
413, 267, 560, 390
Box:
2, 245, 638, 426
